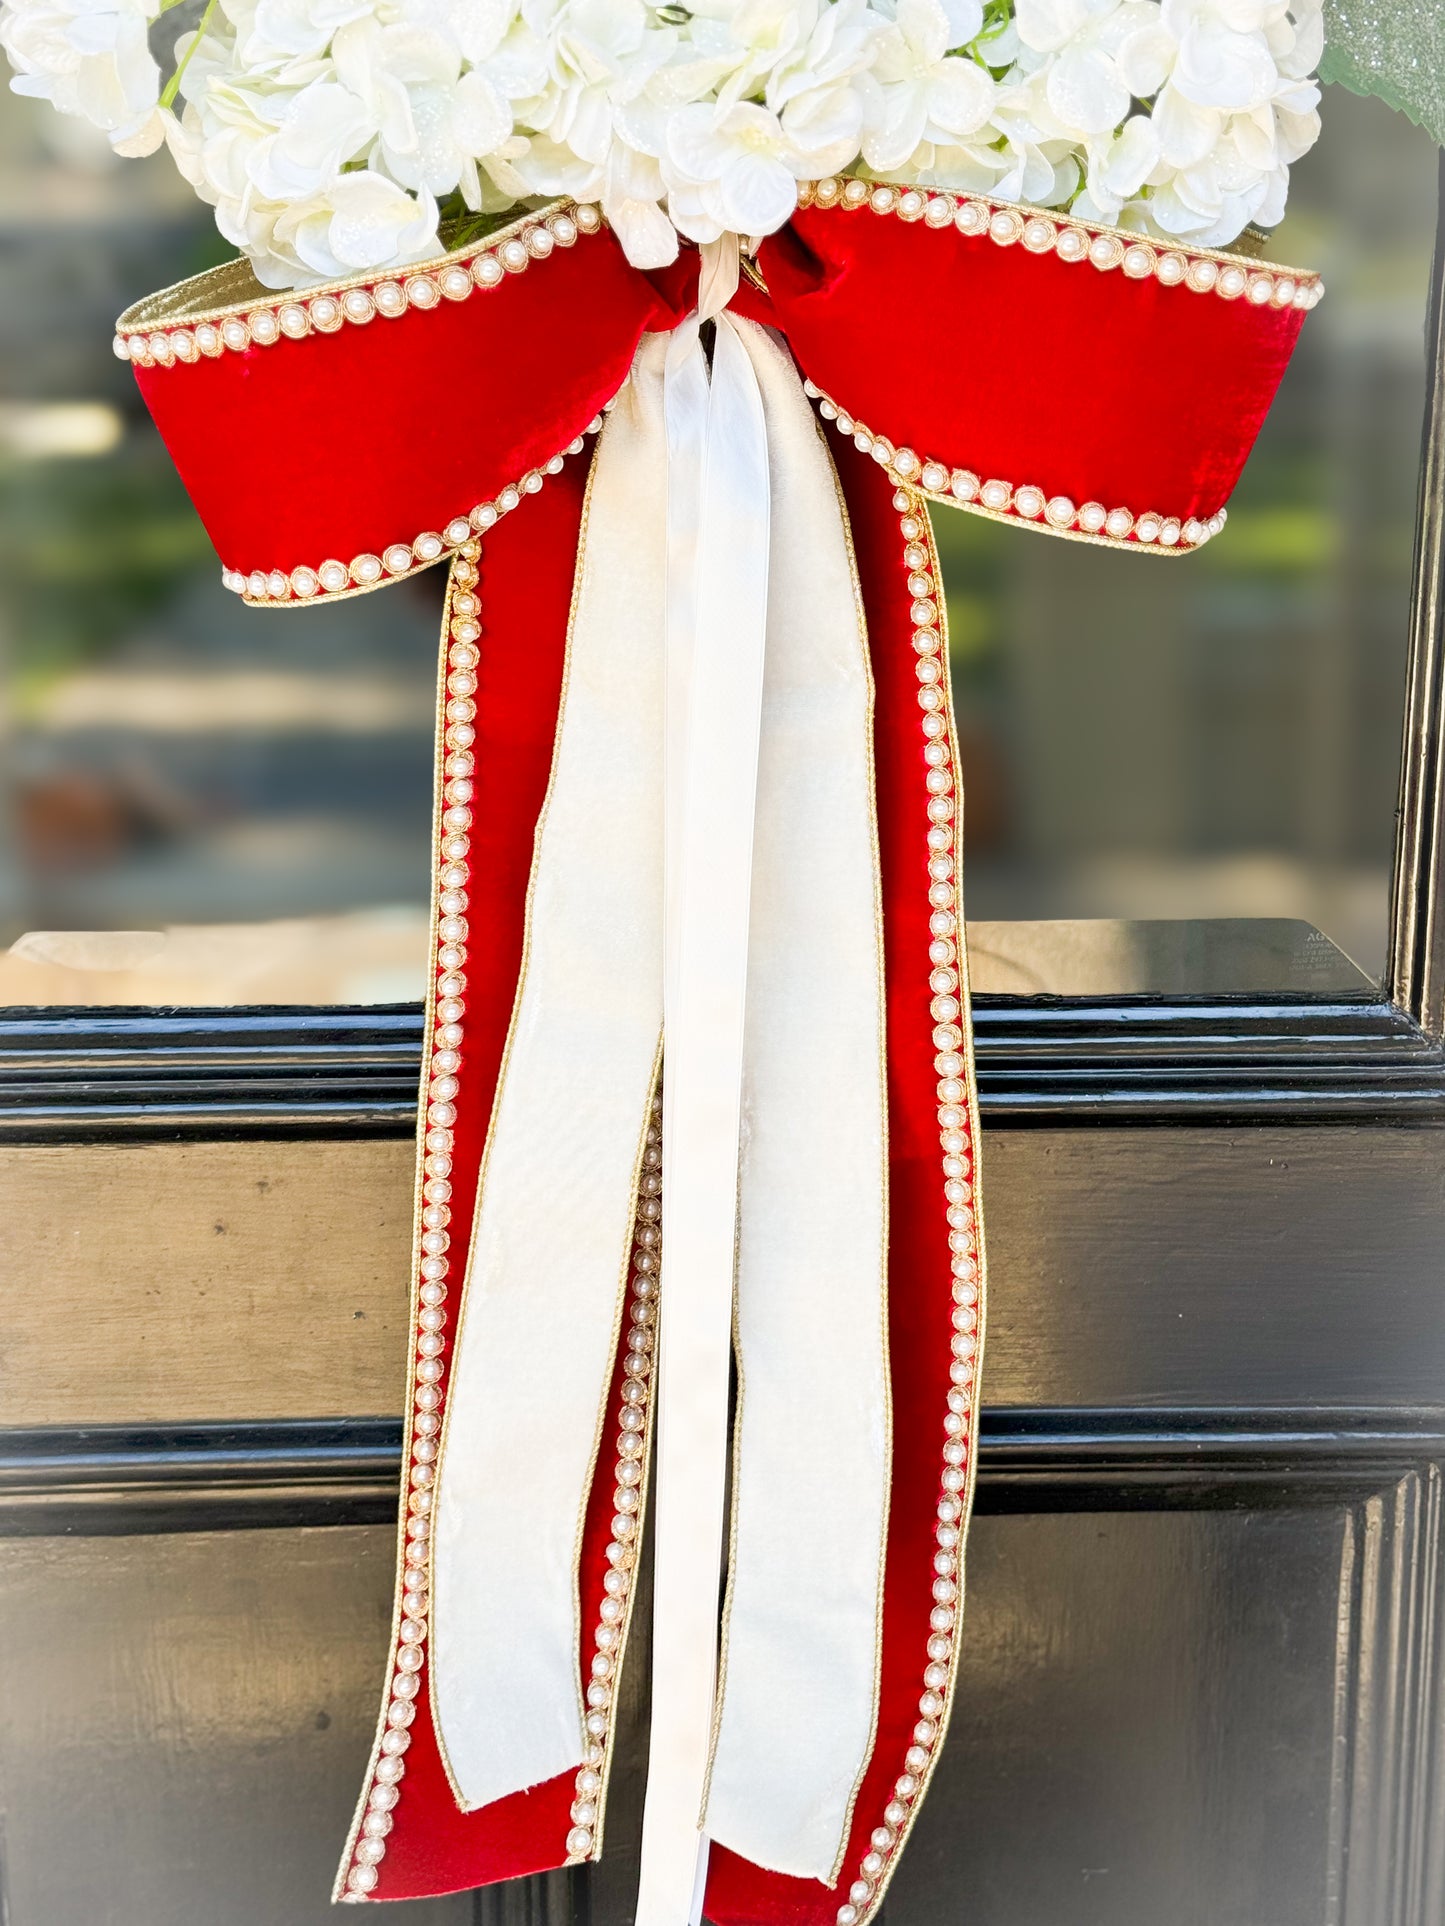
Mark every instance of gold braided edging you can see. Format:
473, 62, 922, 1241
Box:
563, 1088, 663, 1865
332, 547, 484, 1902
810, 380, 1222, 554
222, 418, 610, 607
114, 202, 600, 366
828, 483, 986, 1926
800, 175, 1322, 309
333, 422, 649, 1899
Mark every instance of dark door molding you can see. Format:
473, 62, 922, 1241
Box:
1392, 155, 1445, 1040
0, 992, 1444, 1139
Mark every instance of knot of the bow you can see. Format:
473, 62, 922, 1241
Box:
696, 233, 743, 323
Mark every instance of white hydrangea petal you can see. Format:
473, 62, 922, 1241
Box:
567, 85, 616, 165
1273, 73, 1319, 117
938, 0, 983, 48
717, 147, 797, 235
451, 67, 512, 155
779, 77, 862, 158
860, 77, 927, 172
507, 130, 602, 194
665, 100, 736, 184
665, 176, 725, 245
1229, 101, 1276, 170
111, 101, 166, 153
1277, 3, 1322, 79
896, 0, 950, 67
1204, 0, 1274, 31
1145, 175, 1216, 235
478, 143, 538, 198
923, 55, 993, 139
613, 91, 669, 157
407, 0, 515, 67
1016, 134, 1064, 201
605, 190, 679, 266
327, 171, 439, 266
1014, 0, 1095, 57
1093, 111, 1157, 198
1115, 22, 1174, 97
1253, 158, 1287, 228
1151, 81, 1220, 168
1274, 100, 1319, 166
1171, 20, 1278, 112
1088, 0, 1160, 57
1212, 126, 1264, 191
1044, 44, 1127, 135
869, 17, 913, 86
75, 45, 156, 130
480, 21, 550, 100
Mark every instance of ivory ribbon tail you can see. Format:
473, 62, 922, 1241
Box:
636, 306, 771, 1926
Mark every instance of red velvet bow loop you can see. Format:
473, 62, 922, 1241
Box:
761, 188, 1318, 545
118, 208, 678, 594
118, 186, 1319, 603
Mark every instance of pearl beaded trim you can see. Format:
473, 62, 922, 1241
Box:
565, 1101, 662, 1866
799, 176, 1324, 312
336, 425, 642, 1901
222, 416, 607, 606
335, 547, 486, 1903
831, 487, 984, 1926
809, 378, 1223, 553
115, 203, 603, 369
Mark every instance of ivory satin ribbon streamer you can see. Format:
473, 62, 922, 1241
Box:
431, 258, 890, 1921
638, 269, 773, 1926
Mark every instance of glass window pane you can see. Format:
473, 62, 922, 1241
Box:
0, 95, 441, 1004
940, 88, 1437, 997
0, 86, 1434, 1005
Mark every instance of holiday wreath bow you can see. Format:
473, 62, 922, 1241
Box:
117, 180, 1319, 1924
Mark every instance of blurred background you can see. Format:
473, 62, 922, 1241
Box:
0, 83, 1435, 1005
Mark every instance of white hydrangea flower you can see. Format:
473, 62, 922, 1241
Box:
331, 17, 514, 205
974, 64, 1079, 204
241, 74, 376, 200
0, 0, 1328, 287
242, 166, 442, 282
234, 0, 381, 77
1, 0, 163, 148
1071, 110, 1157, 221
1037, 2, 1168, 140
690, 0, 833, 117
1013, 0, 1118, 58
664, 97, 804, 239
767, 0, 877, 167
1142, 0, 1321, 243
520, 0, 674, 166
860, 0, 993, 176
621, 0, 877, 245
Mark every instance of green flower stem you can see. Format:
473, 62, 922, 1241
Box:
159, 0, 219, 110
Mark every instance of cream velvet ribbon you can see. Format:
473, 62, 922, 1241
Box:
430, 264, 890, 1922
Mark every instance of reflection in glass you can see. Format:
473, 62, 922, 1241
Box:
0, 85, 1435, 1005
966, 919, 1375, 999
939, 86, 1435, 992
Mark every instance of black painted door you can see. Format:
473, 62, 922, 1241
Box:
2, 114, 1445, 1926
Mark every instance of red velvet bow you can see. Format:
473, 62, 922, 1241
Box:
117, 184, 1316, 1925
119, 184, 1314, 596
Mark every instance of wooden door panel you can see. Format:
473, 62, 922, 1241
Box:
897, 1494, 1437, 1926
3, 1122, 1443, 1922
4, 1488, 1437, 1926
7, 1126, 1445, 1428
0, 1526, 475, 1926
